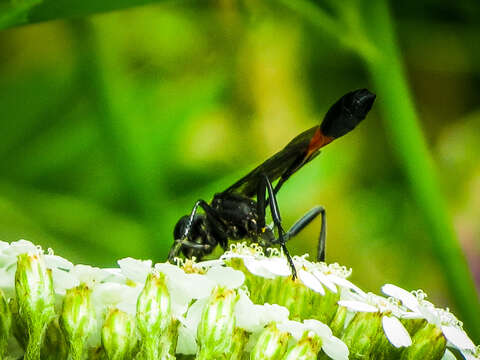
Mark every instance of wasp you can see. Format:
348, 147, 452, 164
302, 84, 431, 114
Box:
168, 89, 376, 278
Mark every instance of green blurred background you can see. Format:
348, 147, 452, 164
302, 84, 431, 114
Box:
0, 0, 479, 338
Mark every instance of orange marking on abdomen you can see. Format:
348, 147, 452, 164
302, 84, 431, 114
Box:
306, 128, 334, 157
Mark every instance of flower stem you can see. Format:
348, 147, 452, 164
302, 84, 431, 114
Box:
362, 0, 480, 341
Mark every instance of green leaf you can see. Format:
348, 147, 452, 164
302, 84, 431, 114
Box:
0, 0, 43, 30
0, 0, 169, 31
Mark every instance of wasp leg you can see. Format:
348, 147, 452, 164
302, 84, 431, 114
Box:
168, 239, 214, 262
258, 173, 297, 279
168, 200, 227, 261
282, 206, 326, 262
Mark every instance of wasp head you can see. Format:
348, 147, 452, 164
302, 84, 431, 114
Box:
173, 214, 212, 259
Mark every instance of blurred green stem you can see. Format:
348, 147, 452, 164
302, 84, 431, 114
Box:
363, 0, 479, 340
283, 0, 480, 340
69, 19, 164, 256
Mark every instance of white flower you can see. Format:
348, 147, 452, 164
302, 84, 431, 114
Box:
337, 300, 378, 313
50, 267, 79, 295
277, 319, 349, 360
221, 243, 358, 298
242, 256, 292, 278
92, 282, 142, 316
0, 240, 8, 251
44, 252, 74, 271
70, 264, 112, 287
176, 297, 208, 354
221, 243, 292, 278
176, 319, 198, 355
0, 267, 14, 295
3, 239, 39, 257
235, 290, 289, 333
205, 265, 245, 289
0, 240, 40, 273
117, 257, 152, 283
1, 240, 478, 359
338, 292, 412, 348
155, 262, 217, 318
293, 256, 363, 296
298, 269, 325, 295
381, 315, 412, 347
382, 284, 476, 355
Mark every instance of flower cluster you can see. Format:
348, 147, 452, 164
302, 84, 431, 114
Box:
0, 239, 478, 360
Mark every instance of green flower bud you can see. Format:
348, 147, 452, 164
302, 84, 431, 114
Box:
9, 297, 27, 349
400, 323, 446, 360
341, 311, 383, 358
136, 272, 174, 360
329, 305, 348, 337
42, 317, 68, 360
250, 323, 289, 360
310, 287, 340, 325
60, 284, 96, 360
197, 286, 238, 360
102, 308, 138, 360
0, 289, 12, 357
15, 253, 56, 359
282, 331, 322, 360
400, 318, 428, 337
229, 328, 248, 360
247, 275, 339, 324
87, 346, 107, 360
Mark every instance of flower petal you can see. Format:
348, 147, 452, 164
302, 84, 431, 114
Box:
264, 257, 292, 276
177, 323, 197, 355
337, 300, 378, 313
51, 268, 79, 294
71, 264, 111, 286
441, 349, 457, 360
303, 319, 332, 339
182, 273, 216, 299
235, 291, 290, 333
459, 349, 480, 360
117, 257, 152, 283
44, 254, 74, 271
277, 320, 306, 341
328, 274, 365, 296
322, 335, 349, 360
312, 270, 337, 293
381, 284, 420, 313
243, 257, 276, 278
206, 266, 245, 289
382, 315, 412, 348
102, 268, 127, 283
185, 297, 209, 329
0, 240, 8, 251
194, 259, 225, 269
299, 269, 325, 295
441, 325, 475, 350
235, 292, 261, 332
258, 303, 290, 327
4, 239, 38, 256
92, 282, 141, 316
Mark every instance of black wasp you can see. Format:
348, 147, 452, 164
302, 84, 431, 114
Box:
168, 89, 376, 278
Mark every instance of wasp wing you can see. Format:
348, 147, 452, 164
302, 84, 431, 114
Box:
224, 88, 376, 198
224, 126, 322, 198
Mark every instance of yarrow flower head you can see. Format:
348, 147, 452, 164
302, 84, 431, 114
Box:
382, 283, 478, 360
0, 239, 478, 360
